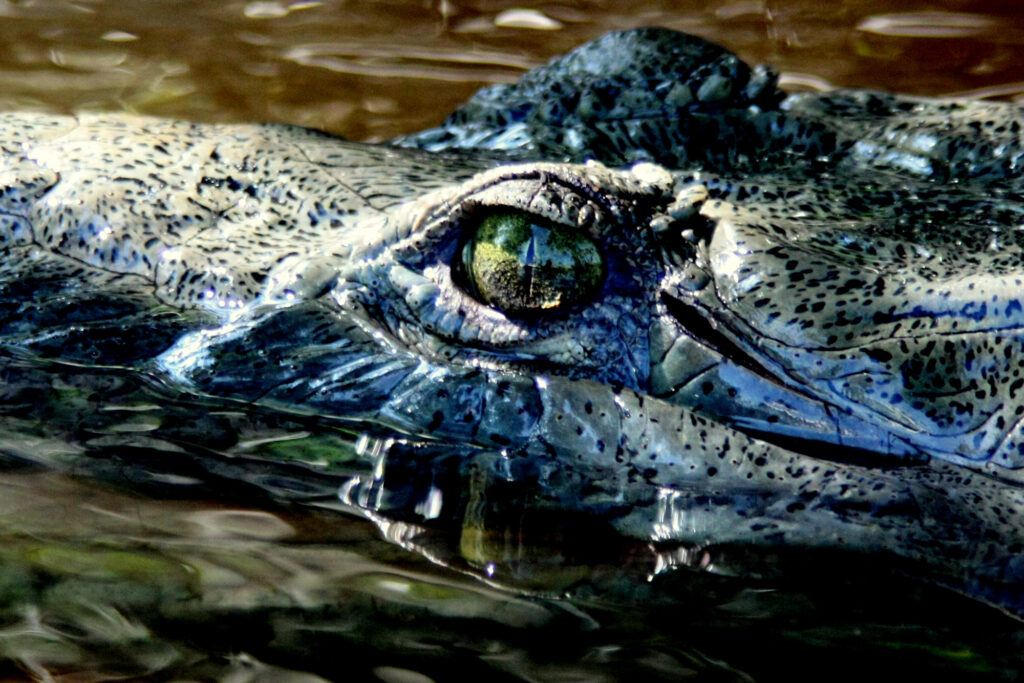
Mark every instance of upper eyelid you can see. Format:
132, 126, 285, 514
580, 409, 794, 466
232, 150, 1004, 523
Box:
417, 165, 616, 236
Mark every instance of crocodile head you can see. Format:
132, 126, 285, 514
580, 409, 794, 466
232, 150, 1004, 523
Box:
3, 28, 1024, 613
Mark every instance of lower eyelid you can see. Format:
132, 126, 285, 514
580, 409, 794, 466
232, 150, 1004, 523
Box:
387, 260, 527, 346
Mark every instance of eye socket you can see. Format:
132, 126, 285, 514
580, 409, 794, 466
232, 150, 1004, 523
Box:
455, 210, 605, 317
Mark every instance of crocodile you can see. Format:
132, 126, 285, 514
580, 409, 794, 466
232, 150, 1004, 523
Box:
2, 27, 1024, 614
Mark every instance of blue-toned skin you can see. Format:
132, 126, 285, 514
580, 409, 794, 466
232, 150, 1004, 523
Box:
2, 28, 1024, 614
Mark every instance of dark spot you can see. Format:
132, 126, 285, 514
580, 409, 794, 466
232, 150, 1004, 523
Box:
865, 348, 893, 363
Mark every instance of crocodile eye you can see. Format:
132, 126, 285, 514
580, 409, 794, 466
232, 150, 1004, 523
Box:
456, 210, 604, 316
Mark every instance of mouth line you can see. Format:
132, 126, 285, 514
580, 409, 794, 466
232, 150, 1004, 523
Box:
659, 293, 929, 470
660, 292, 789, 391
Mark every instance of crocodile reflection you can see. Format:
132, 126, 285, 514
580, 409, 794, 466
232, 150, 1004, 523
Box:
2, 28, 1024, 615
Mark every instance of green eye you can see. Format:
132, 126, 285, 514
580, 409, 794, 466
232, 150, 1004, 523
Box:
457, 210, 605, 316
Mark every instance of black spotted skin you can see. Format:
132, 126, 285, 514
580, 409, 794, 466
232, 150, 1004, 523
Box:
3, 27, 1024, 615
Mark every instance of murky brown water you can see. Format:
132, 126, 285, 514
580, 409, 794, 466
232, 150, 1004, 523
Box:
2, 0, 1024, 142
3, 1, 1024, 680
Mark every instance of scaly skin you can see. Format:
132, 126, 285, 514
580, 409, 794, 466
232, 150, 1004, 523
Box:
2, 27, 1024, 614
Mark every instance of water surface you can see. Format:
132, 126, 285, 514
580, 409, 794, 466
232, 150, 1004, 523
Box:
2, 1, 1024, 680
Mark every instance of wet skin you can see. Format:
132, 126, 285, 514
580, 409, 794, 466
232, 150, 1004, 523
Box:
2, 28, 1024, 614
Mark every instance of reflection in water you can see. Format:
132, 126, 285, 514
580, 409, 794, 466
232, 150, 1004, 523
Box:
855, 11, 999, 38
2, 454, 1021, 680
0, 357, 1021, 680
282, 43, 535, 83
2, 1, 1024, 680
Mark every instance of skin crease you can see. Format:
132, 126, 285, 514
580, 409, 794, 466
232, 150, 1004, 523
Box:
2, 27, 1024, 616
